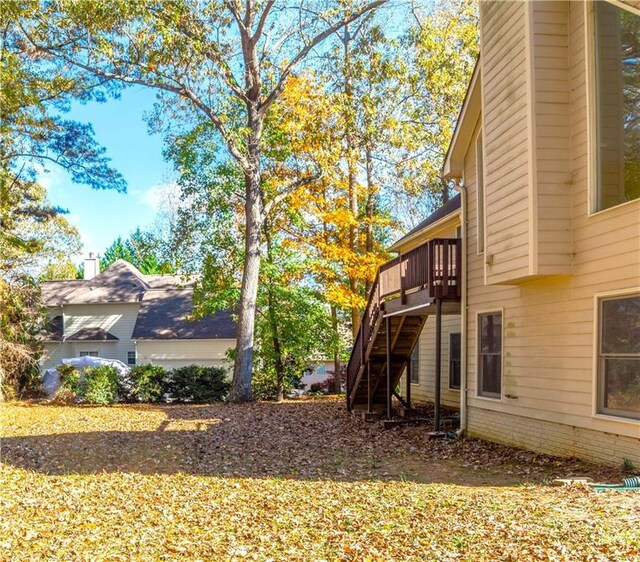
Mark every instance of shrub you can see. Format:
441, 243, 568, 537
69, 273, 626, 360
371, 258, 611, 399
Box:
83, 366, 119, 404
129, 364, 168, 402
251, 369, 280, 400
57, 364, 81, 396
167, 365, 229, 402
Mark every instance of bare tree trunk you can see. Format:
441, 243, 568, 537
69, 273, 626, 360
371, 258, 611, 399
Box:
441, 178, 449, 205
231, 165, 262, 402
364, 146, 375, 294
340, 24, 362, 339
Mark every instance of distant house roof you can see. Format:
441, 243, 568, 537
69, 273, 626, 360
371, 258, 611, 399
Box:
43, 315, 63, 341
42, 260, 236, 342
66, 327, 119, 342
132, 289, 237, 340
41, 280, 87, 304
388, 194, 461, 252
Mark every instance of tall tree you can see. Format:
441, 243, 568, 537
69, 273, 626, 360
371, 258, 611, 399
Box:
100, 229, 177, 274
0, 3, 124, 395
23, 0, 387, 401
392, 0, 479, 225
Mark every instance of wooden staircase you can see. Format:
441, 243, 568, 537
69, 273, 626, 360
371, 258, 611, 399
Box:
346, 239, 461, 415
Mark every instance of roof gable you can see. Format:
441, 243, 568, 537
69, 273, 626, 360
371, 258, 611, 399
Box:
49, 260, 149, 305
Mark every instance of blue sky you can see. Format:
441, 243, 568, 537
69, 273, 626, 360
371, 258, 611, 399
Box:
41, 87, 175, 261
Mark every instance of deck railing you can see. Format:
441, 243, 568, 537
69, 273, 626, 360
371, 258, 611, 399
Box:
346, 238, 461, 405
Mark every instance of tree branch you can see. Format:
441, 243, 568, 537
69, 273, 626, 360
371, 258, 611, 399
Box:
20, 26, 250, 170
252, 0, 276, 44
259, 0, 387, 115
263, 170, 322, 217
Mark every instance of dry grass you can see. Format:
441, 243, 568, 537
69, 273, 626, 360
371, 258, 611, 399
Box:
1, 398, 639, 561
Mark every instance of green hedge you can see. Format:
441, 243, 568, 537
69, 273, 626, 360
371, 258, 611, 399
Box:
129, 364, 168, 402
83, 366, 120, 405
57, 364, 119, 404
166, 365, 230, 403
56, 362, 229, 404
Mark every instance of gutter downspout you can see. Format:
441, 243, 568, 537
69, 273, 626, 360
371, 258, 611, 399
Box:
453, 181, 468, 436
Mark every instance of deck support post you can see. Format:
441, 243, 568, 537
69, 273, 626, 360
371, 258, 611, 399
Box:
434, 297, 442, 433
367, 360, 372, 414
386, 316, 392, 420
405, 359, 412, 409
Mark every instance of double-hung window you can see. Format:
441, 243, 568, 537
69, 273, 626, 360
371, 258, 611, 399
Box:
478, 312, 502, 398
598, 294, 640, 420
593, 1, 640, 211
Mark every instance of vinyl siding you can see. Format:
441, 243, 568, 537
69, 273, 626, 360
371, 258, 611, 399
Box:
533, 1, 573, 274
136, 339, 234, 371
462, 1, 640, 464
41, 303, 140, 370
481, 0, 532, 284
399, 315, 461, 410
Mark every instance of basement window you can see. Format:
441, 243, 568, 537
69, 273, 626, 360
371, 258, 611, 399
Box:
449, 333, 461, 390
593, 1, 640, 211
598, 294, 640, 420
478, 312, 502, 399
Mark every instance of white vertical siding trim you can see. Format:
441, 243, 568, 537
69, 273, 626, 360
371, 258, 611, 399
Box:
584, 1, 598, 214
525, 0, 539, 274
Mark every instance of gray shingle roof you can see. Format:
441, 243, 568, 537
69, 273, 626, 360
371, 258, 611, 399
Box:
389, 194, 461, 251
42, 280, 87, 305
66, 327, 119, 341
132, 289, 236, 340
42, 315, 63, 341
41, 261, 236, 342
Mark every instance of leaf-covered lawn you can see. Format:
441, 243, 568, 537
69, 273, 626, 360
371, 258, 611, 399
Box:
1, 399, 639, 561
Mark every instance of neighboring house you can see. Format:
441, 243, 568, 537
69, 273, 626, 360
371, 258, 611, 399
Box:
347, 0, 640, 466
42, 256, 236, 371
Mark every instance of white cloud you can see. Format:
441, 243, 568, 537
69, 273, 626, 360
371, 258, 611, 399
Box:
137, 182, 182, 213
34, 165, 65, 192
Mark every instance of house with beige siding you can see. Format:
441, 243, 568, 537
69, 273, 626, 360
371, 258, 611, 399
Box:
346, 0, 640, 467
42, 257, 236, 371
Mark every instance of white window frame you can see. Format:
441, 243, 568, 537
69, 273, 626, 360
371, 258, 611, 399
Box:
593, 289, 640, 422
79, 351, 98, 358
127, 351, 137, 366
586, 0, 640, 215
476, 310, 503, 400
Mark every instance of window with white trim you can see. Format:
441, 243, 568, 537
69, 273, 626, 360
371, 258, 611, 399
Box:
598, 294, 640, 420
79, 351, 98, 357
593, 1, 640, 211
478, 312, 502, 398
127, 351, 136, 366
449, 333, 461, 390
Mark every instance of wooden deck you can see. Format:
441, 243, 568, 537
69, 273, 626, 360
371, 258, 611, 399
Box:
346, 239, 462, 418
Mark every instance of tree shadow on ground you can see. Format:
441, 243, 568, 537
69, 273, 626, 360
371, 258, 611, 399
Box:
1, 400, 624, 485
